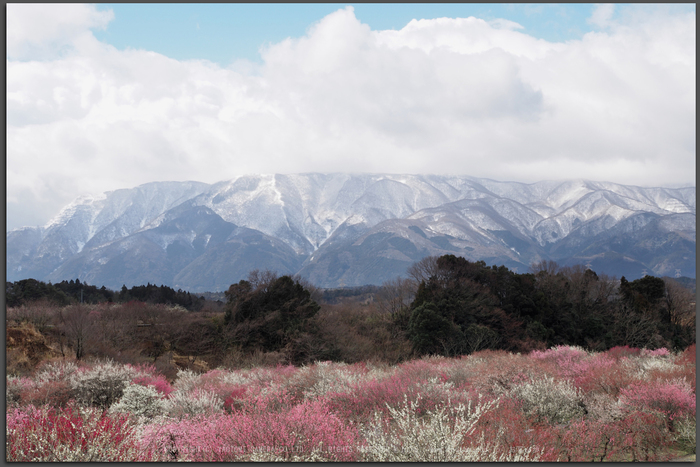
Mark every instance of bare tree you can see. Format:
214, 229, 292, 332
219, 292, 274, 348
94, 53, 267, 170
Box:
559, 265, 611, 320
663, 278, 696, 327
247, 269, 278, 293
406, 256, 440, 285
376, 276, 415, 317
529, 259, 560, 275
167, 311, 218, 359
591, 273, 618, 304
464, 323, 501, 354
6, 298, 54, 332
530, 260, 569, 308
57, 305, 92, 360
95, 303, 142, 351
610, 303, 659, 348
292, 274, 323, 303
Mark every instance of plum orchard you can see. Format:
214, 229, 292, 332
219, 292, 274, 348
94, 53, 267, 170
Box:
6, 345, 696, 462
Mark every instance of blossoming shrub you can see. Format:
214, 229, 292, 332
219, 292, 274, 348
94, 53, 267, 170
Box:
281, 363, 327, 403
599, 410, 672, 461
20, 379, 74, 408
147, 368, 241, 417
619, 379, 696, 429
360, 394, 541, 462
223, 386, 247, 412
244, 364, 297, 389
531, 344, 588, 362
570, 353, 632, 396
471, 395, 560, 461
632, 349, 697, 397
642, 347, 671, 358
110, 383, 167, 419
430, 355, 479, 389
465, 352, 547, 396
169, 368, 200, 393
634, 353, 678, 377
612, 410, 675, 461
581, 391, 625, 422
674, 416, 696, 454
555, 418, 620, 461
171, 368, 251, 412
674, 344, 697, 393
677, 343, 696, 367
162, 388, 224, 418
280, 361, 371, 403
6, 346, 696, 461
392, 357, 446, 384
508, 375, 585, 425
7, 361, 86, 408
69, 360, 138, 409
9, 361, 80, 408
132, 373, 173, 396
553, 412, 672, 462
35, 360, 81, 384
325, 372, 444, 423
6, 376, 35, 407
139, 399, 359, 461
607, 345, 643, 360
6, 405, 142, 462
128, 363, 174, 396
241, 384, 295, 413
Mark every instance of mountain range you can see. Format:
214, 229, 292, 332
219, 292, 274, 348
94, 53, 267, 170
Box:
7, 174, 696, 291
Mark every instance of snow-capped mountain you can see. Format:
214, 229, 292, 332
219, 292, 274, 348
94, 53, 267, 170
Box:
7, 174, 696, 291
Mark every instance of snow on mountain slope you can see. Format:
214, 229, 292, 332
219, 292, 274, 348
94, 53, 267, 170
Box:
29, 176, 695, 255
405, 198, 547, 263
6, 227, 44, 276
6, 181, 210, 283
43, 181, 210, 253
6, 174, 696, 287
192, 174, 463, 254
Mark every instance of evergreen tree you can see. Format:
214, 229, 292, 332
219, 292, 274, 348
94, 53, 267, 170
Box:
224, 275, 320, 359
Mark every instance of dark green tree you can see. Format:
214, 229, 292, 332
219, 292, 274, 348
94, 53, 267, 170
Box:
620, 275, 666, 313
5, 279, 71, 307
407, 256, 524, 355
224, 275, 320, 360
407, 302, 462, 355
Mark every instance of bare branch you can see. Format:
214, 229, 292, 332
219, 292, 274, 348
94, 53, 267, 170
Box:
407, 256, 440, 285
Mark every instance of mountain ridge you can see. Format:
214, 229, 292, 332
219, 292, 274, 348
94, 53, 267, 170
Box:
7, 174, 695, 291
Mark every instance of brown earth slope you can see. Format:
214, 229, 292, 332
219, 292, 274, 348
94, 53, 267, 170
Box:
6, 323, 62, 374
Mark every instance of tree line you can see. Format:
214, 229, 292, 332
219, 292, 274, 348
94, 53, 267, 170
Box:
5, 256, 695, 369
402, 256, 695, 356
5, 278, 206, 311
219, 256, 694, 365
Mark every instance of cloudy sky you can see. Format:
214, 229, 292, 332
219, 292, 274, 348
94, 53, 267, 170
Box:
6, 3, 696, 231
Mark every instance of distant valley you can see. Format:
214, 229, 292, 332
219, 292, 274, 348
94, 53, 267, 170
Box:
7, 174, 696, 291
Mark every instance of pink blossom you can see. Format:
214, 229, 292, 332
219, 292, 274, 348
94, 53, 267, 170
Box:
139, 399, 359, 461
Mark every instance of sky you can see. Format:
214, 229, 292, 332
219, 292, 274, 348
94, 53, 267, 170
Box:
6, 3, 697, 231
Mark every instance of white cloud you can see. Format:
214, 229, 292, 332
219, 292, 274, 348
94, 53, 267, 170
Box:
7, 3, 113, 60
588, 4, 616, 29
6, 5, 696, 231
488, 18, 525, 31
